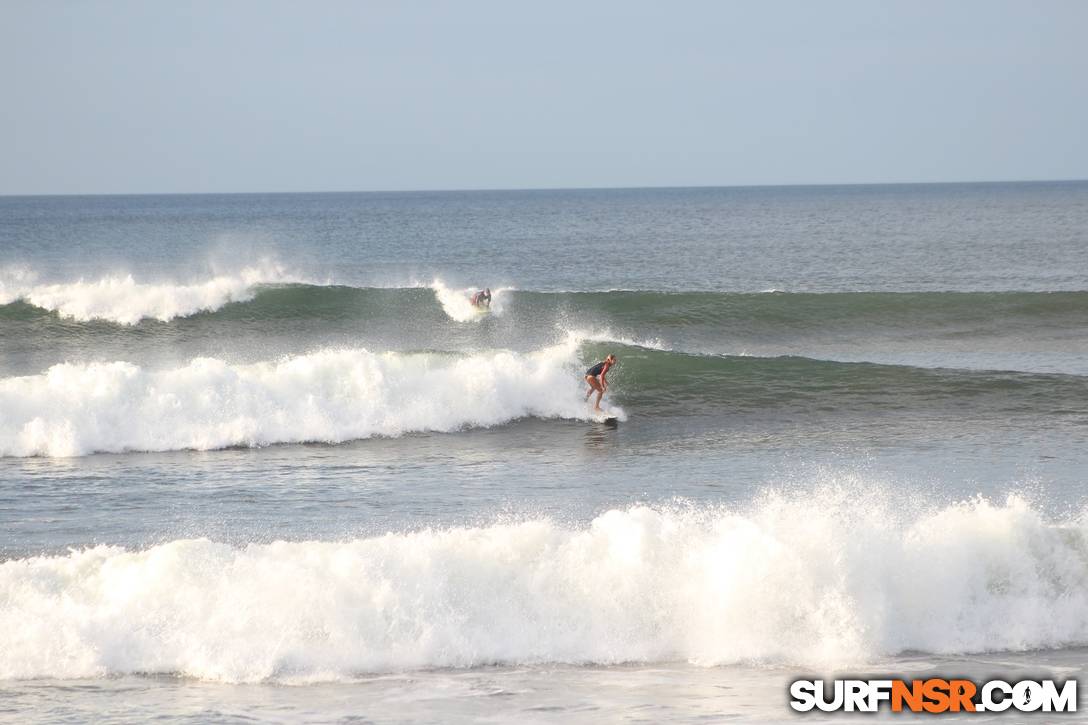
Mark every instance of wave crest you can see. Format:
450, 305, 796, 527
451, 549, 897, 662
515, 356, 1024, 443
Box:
2, 491, 1085, 681
429, 280, 510, 322
0, 344, 621, 457
0, 261, 294, 324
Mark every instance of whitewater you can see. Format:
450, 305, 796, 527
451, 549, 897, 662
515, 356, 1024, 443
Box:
4, 491, 1083, 682
0, 342, 630, 457
0, 261, 301, 324
4, 184, 1088, 723
0, 264, 522, 326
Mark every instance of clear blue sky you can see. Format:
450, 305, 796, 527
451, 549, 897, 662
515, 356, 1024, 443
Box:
2, 0, 1085, 194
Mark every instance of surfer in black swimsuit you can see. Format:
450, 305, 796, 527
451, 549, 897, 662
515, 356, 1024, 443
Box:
584, 354, 616, 412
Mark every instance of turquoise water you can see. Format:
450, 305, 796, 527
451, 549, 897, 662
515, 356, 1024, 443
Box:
2, 182, 1087, 722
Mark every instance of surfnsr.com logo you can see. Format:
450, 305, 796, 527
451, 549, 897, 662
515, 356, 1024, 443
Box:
789, 678, 1077, 714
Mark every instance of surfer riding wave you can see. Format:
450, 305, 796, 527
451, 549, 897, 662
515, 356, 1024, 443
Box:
584, 354, 616, 412
471, 288, 492, 308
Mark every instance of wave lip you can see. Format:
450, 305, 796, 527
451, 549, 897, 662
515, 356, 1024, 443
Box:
428, 280, 511, 322
5, 285, 1087, 353
0, 344, 618, 457
2, 491, 1085, 682
0, 261, 295, 324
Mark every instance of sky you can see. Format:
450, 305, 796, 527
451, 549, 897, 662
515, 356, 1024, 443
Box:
1, 0, 1086, 195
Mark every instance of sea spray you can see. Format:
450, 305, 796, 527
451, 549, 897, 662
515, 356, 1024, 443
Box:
2, 491, 1086, 681
0, 260, 295, 324
0, 343, 624, 457
428, 280, 512, 322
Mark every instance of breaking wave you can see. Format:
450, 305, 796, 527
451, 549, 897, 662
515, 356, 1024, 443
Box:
5, 284, 1086, 334
3, 489, 1086, 681
3, 331, 1084, 456
0, 261, 297, 324
0, 343, 624, 457
427, 280, 511, 322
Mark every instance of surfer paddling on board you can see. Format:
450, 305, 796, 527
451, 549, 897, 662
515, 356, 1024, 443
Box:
471, 288, 492, 308
584, 354, 617, 412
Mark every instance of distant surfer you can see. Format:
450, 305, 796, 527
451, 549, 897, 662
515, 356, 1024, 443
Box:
584, 354, 616, 412
471, 288, 492, 308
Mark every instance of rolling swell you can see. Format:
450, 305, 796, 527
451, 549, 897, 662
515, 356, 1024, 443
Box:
0, 343, 627, 457
2, 338, 1083, 457
592, 342, 1088, 418
5, 286, 1087, 379
4, 491, 1087, 680
4, 279, 1085, 454
4, 285, 1087, 332
0, 263, 293, 324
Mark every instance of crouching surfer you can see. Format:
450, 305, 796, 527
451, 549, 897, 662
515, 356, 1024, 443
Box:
584, 354, 617, 412
471, 288, 492, 308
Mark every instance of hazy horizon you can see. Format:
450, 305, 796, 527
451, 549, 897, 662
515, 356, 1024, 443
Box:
3, 0, 1086, 196
5, 177, 1088, 200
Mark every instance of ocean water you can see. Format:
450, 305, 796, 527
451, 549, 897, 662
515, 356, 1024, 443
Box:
1, 182, 1088, 722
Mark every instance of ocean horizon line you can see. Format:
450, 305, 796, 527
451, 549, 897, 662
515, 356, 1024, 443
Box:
3, 177, 1086, 200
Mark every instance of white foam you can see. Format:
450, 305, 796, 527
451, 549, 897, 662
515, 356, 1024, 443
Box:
0, 260, 294, 324
429, 280, 510, 322
2, 490, 1086, 682
0, 343, 623, 457
562, 328, 667, 351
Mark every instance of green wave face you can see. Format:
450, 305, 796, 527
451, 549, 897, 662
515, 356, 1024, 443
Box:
5, 285, 1088, 331
4, 287, 1086, 371
579, 340, 1088, 419
4, 286, 1087, 424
